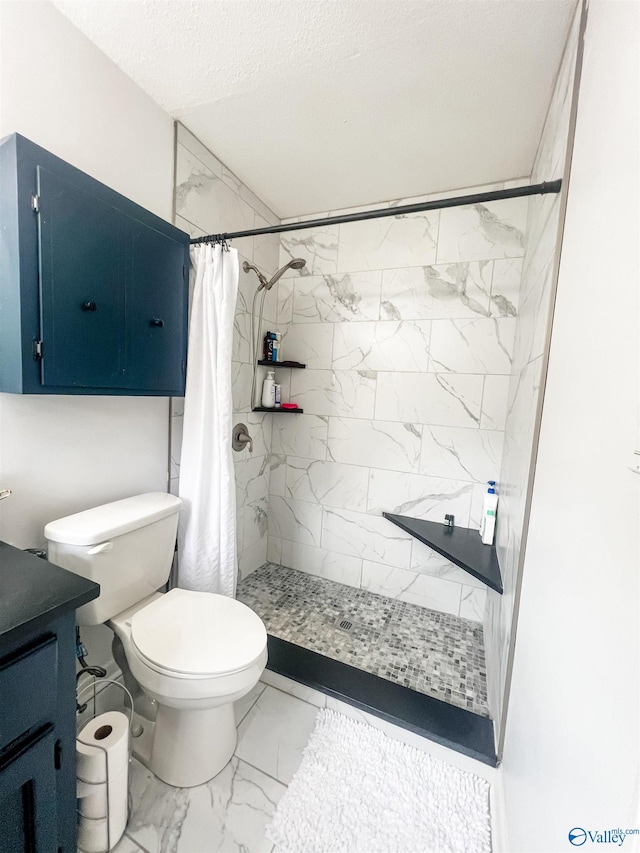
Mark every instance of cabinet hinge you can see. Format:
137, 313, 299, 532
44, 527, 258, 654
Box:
31, 194, 40, 213
54, 739, 62, 770
33, 340, 43, 360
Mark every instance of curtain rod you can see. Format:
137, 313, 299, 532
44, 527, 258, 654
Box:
190, 180, 562, 245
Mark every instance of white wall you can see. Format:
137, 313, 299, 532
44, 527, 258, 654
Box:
500, 2, 640, 849
0, 1, 176, 669
0, 0, 175, 549
0, 1, 172, 219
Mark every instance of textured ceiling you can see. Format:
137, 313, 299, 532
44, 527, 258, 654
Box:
52, 0, 576, 217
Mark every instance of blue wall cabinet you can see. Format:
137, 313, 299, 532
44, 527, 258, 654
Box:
0, 133, 189, 395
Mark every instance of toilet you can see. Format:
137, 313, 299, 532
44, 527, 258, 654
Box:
44, 492, 267, 788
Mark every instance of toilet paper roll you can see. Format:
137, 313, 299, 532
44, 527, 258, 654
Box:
77, 782, 107, 819
77, 816, 109, 853
76, 775, 100, 800
77, 767, 127, 819
76, 711, 129, 853
77, 711, 129, 784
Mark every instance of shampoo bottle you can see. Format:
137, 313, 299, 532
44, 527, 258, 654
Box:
480, 481, 498, 545
261, 370, 276, 408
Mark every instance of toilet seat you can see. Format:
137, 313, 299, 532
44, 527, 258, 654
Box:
130, 588, 267, 679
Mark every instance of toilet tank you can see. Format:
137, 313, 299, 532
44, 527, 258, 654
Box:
45, 493, 182, 626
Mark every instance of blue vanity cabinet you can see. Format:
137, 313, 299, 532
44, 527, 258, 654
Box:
0, 703, 59, 853
0, 133, 189, 395
0, 542, 99, 853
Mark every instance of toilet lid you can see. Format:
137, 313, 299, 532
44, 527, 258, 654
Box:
130, 589, 267, 677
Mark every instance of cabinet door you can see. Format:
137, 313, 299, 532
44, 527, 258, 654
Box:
124, 216, 187, 392
37, 166, 126, 388
0, 727, 58, 853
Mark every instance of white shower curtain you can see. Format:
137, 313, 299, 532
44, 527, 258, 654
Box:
178, 243, 239, 596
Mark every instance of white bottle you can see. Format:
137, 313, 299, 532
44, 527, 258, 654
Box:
261, 370, 276, 408
480, 481, 498, 545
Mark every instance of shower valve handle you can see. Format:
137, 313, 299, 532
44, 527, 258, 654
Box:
237, 433, 253, 453
232, 423, 254, 453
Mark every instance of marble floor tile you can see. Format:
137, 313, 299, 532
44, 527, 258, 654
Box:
234, 681, 266, 726
126, 756, 285, 853
235, 686, 319, 785
101, 832, 150, 853
260, 670, 328, 709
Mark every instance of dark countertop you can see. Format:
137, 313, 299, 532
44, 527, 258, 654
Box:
0, 541, 99, 645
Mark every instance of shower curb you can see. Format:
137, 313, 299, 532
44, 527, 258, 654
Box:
266, 634, 497, 767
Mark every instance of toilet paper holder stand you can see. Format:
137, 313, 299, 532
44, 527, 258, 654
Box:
76, 678, 134, 736
76, 679, 134, 853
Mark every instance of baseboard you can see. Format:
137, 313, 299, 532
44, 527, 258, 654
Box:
490, 766, 510, 853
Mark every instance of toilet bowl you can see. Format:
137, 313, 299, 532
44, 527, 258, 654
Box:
108, 588, 267, 787
44, 493, 268, 788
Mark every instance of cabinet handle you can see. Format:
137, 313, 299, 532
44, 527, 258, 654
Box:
81, 302, 97, 312
150, 318, 165, 328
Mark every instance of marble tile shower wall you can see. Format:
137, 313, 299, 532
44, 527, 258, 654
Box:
172, 123, 281, 579
484, 4, 582, 730
266, 183, 530, 622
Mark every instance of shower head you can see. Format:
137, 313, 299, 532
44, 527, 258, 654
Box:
243, 258, 306, 291
266, 258, 306, 290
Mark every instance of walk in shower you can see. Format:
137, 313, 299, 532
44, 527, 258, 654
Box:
173, 1, 581, 759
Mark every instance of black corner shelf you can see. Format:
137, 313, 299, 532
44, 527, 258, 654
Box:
383, 513, 503, 594
252, 406, 304, 414
257, 360, 306, 369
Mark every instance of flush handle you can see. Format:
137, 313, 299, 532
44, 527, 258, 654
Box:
87, 541, 113, 555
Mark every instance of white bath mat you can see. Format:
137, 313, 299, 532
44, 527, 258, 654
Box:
266, 708, 491, 853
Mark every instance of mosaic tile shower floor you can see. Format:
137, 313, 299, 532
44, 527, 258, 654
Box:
237, 563, 489, 717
